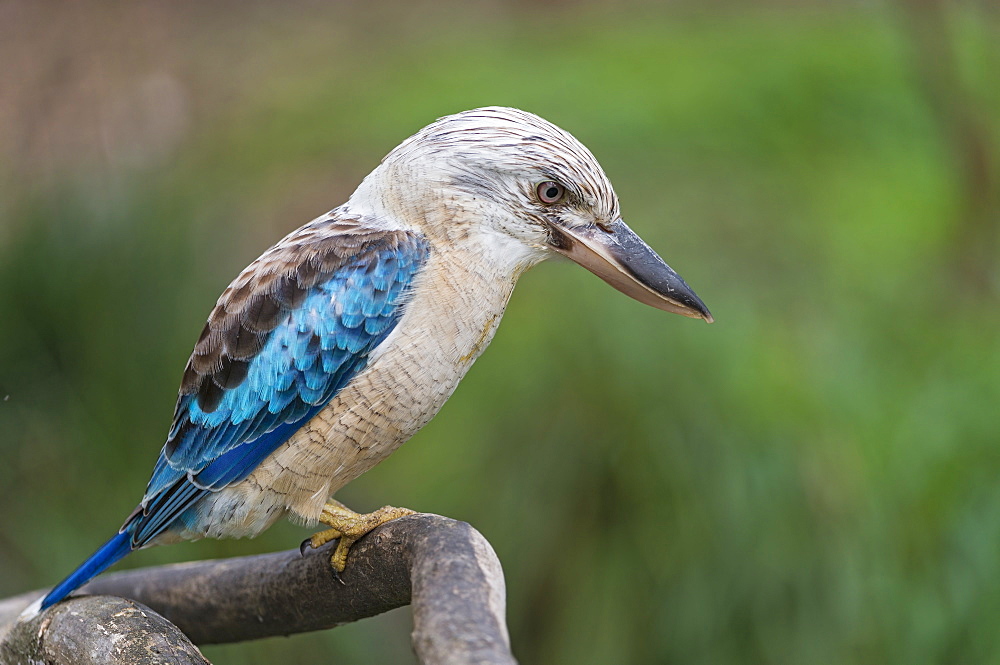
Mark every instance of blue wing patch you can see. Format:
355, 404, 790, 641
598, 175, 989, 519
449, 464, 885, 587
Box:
128, 228, 429, 546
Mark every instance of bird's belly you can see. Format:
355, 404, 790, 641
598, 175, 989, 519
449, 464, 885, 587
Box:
189, 254, 519, 537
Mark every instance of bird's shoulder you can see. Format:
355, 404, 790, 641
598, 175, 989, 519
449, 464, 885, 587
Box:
178, 217, 428, 411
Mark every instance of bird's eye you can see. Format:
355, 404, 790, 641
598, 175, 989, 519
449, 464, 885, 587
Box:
536, 181, 565, 204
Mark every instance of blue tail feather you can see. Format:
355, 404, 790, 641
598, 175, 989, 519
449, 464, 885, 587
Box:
40, 530, 133, 610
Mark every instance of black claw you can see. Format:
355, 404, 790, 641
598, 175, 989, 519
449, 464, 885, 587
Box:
331, 567, 346, 585
299, 538, 313, 557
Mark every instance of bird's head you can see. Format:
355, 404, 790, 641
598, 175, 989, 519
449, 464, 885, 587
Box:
349, 107, 712, 322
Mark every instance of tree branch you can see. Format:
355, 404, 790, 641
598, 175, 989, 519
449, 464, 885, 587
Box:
0, 514, 517, 665
1, 596, 209, 665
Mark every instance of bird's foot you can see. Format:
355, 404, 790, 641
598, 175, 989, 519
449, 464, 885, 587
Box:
306, 500, 416, 572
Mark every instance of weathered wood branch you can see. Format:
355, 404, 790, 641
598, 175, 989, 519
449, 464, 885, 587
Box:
0, 514, 516, 665
0, 596, 209, 665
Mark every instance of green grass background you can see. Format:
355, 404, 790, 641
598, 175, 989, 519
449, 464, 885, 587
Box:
2, 1, 998, 662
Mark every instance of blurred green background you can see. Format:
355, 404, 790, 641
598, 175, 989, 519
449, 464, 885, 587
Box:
2, 1, 999, 663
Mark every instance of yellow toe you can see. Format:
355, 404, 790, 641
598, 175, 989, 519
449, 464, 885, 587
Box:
312, 502, 417, 572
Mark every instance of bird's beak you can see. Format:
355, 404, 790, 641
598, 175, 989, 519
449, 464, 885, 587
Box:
547, 219, 713, 322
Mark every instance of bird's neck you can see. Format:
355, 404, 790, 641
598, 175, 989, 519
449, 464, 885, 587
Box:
344, 161, 546, 260
343, 159, 548, 366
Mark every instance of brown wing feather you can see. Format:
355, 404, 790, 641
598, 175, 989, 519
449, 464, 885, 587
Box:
173, 217, 413, 425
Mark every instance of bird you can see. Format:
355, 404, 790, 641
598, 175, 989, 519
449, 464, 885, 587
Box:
36, 106, 712, 612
